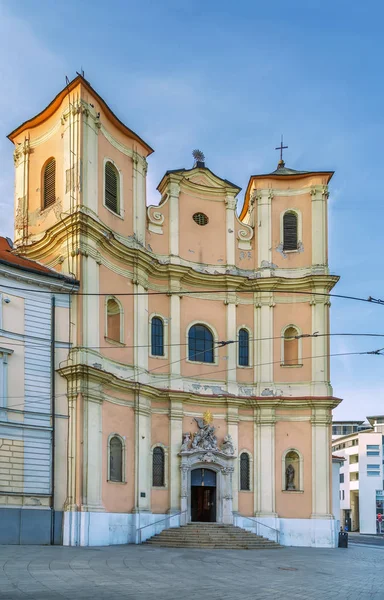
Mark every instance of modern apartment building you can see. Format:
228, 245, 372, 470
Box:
332, 416, 384, 534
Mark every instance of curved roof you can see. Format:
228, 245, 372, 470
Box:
7, 75, 154, 155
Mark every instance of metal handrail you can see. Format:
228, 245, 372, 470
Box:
238, 515, 280, 543
137, 510, 187, 544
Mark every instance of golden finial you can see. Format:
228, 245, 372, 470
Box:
203, 410, 213, 425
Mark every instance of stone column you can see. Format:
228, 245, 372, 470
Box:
222, 466, 235, 524
255, 407, 276, 517
227, 406, 239, 514
311, 408, 332, 518
169, 399, 183, 514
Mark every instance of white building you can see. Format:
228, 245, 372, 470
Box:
332, 416, 384, 534
332, 420, 371, 440
0, 236, 77, 544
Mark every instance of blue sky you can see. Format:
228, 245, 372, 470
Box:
0, 0, 383, 419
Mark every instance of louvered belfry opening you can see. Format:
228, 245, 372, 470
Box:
105, 161, 119, 214
43, 158, 56, 208
283, 211, 298, 251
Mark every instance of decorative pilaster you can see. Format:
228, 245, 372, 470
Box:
255, 295, 275, 390
13, 139, 31, 245
311, 408, 332, 519
227, 406, 239, 514
225, 294, 237, 395
255, 407, 276, 517
311, 294, 331, 396
134, 279, 149, 382
81, 395, 104, 512
169, 281, 182, 390
311, 186, 328, 267
134, 394, 151, 512
225, 195, 236, 266
81, 106, 99, 214
257, 189, 273, 269
132, 152, 147, 245
169, 399, 183, 513
169, 181, 180, 257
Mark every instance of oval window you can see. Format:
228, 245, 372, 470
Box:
193, 212, 209, 226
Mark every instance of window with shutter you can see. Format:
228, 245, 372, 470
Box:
238, 328, 250, 367
240, 453, 250, 491
43, 158, 56, 208
152, 447, 165, 487
283, 211, 298, 251
105, 162, 119, 214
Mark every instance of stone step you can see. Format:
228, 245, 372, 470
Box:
144, 522, 281, 550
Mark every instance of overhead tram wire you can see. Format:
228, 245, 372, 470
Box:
0, 281, 383, 305
3, 331, 384, 351
6, 346, 384, 409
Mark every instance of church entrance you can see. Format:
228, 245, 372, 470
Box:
191, 468, 216, 522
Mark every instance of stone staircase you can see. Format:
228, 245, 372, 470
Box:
145, 522, 282, 549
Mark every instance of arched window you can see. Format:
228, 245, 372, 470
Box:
109, 436, 123, 482
240, 452, 251, 491
283, 211, 298, 251
106, 297, 122, 343
43, 158, 56, 208
188, 324, 214, 363
152, 446, 165, 487
284, 450, 302, 491
238, 328, 250, 367
151, 317, 164, 356
283, 326, 299, 366
105, 161, 119, 214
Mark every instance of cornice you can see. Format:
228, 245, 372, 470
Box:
17, 211, 339, 294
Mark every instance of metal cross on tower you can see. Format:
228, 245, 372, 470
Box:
275, 135, 288, 163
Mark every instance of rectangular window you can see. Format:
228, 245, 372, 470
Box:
0, 348, 13, 413
367, 464, 380, 469
367, 471, 380, 477
342, 490, 345, 500
340, 473, 344, 483
367, 451, 380, 456
367, 445, 380, 450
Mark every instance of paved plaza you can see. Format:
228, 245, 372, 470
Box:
0, 540, 383, 600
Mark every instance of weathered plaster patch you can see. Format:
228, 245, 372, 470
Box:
261, 260, 278, 269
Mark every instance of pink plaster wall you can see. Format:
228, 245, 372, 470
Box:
273, 299, 312, 382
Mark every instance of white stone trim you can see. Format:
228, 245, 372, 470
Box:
282, 447, 304, 492
0, 347, 13, 412
107, 433, 126, 483
148, 313, 168, 359
280, 324, 303, 367
239, 449, 253, 492
105, 295, 124, 344
185, 320, 219, 365
236, 325, 252, 368
103, 157, 124, 219
280, 208, 302, 252
150, 443, 169, 489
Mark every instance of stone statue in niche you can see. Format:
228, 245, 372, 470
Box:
286, 463, 295, 490
221, 434, 235, 456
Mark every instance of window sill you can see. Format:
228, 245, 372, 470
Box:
107, 480, 127, 485
239, 489, 253, 493
282, 490, 304, 494
104, 336, 125, 347
40, 202, 56, 214
237, 365, 252, 369
282, 249, 299, 254
103, 202, 124, 220
152, 485, 168, 490
149, 354, 167, 360
280, 363, 303, 368
186, 359, 217, 366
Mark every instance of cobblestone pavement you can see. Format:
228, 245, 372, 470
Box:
0, 543, 383, 600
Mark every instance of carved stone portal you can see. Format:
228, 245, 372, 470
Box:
179, 417, 236, 525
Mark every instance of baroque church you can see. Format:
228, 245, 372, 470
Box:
7, 75, 341, 546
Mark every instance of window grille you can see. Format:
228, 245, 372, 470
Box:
152, 447, 165, 487
43, 158, 56, 208
240, 453, 250, 491
283, 211, 298, 251
105, 162, 119, 214
151, 317, 164, 356
109, 436, 123, 482
238, 329, 249, 366
188, 324, 214, 363
193, 212, 209, 226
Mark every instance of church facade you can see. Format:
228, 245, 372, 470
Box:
7, 75, 341, 547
